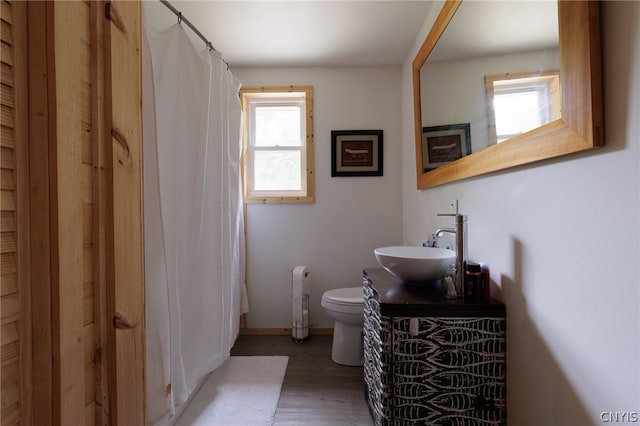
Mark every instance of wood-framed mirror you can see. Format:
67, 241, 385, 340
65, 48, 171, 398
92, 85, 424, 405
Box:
413, 0, 603, 189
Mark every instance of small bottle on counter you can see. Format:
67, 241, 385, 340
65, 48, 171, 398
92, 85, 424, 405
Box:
464, 262, 482, 301
443, 264, 457, 299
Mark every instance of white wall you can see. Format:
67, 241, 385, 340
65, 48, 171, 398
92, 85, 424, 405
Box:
233, 67, 403, 328
402, 2, 639, 424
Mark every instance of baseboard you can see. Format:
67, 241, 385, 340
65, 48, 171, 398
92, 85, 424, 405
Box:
240, 327, 333, 336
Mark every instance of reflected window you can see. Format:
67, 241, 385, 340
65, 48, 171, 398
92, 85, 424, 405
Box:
486, 72, 560, 144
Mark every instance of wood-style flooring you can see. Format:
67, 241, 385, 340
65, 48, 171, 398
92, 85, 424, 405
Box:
230, 335, 373, 426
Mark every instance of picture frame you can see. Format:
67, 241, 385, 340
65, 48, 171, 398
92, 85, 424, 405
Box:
331, 130, 383, 177
422, 123, 471, 172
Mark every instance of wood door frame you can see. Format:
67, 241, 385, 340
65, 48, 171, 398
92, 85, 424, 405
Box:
21, 1, 146, 424
25, 2, 52, 424
104, 1, 146, 424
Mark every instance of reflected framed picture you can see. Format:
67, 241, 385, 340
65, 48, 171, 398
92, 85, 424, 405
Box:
331, 130, 383, 177
422, 123, 471, 172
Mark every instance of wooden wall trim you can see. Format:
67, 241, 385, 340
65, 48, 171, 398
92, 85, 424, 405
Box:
103, 1, 146, 424
49, 2, 86, 424
90, 2, 110, 424
240, 327, 334, 336
21, 1, 145, 424
27, 1, 52, 424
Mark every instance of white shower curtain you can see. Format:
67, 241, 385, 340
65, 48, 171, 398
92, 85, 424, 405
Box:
142, 19, 248, 425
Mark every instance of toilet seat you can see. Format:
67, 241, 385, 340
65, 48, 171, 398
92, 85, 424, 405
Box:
322, 287, 363, 304
321, 287, 363, 315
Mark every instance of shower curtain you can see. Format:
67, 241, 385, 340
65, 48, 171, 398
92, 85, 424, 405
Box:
142, 18, 248, 425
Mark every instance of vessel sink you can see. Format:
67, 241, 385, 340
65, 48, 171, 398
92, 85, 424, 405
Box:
374, 246, 456, 283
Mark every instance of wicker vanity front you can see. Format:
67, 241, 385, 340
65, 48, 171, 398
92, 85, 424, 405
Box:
363, 268, 506, 425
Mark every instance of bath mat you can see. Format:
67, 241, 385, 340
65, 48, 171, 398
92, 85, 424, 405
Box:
175, 356, 289, 426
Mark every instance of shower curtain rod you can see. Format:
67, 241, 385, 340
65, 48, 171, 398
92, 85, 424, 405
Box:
158, 0, 230, 69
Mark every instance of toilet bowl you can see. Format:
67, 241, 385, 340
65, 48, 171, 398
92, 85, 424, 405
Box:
321, 287, 364, 366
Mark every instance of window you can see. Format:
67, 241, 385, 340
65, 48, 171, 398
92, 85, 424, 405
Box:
486, 72, 561, 144
240, 86, 314, 204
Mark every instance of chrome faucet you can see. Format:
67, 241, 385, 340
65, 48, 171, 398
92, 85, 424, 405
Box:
436, 201, 467, 297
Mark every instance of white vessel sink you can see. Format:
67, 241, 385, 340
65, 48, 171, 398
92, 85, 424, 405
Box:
374, 246, 456, 283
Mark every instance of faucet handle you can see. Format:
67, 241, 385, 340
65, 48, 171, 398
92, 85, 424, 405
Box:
437, 212, 467, 224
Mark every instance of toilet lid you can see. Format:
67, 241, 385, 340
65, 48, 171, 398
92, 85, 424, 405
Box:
323, 287, 363, 305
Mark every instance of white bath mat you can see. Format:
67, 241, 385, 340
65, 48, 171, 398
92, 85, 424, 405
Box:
175, 356, 289, 426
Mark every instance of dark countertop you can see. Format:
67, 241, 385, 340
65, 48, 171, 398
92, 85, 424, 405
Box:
363, 268, 505, 317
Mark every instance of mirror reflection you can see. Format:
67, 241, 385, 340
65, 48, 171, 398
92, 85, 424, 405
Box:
419, 1, 559, 173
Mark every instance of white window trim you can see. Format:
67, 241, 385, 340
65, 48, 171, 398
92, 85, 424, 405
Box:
240, 86, 314, 204
485, 71, 561, 145
246, 97, 306, 197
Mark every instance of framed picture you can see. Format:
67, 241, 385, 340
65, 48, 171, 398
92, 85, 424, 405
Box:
422, 123, 471, 172
331, 130, 383, 177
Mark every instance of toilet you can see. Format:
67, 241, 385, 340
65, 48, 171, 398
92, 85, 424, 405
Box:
321, 287, 364, 366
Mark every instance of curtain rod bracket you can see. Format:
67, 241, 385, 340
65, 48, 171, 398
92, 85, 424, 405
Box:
159, 0, 229, 65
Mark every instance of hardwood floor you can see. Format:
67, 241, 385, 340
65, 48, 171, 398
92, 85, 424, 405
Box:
231, 335, 373, 426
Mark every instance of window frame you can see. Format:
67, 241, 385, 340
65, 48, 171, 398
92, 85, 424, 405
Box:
485, 71, 561, 145
240, 86, 314, 204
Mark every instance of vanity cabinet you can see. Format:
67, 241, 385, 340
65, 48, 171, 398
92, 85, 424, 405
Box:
363, 268, 506, 425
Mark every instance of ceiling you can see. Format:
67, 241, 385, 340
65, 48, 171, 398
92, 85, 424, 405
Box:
429, 1, 558, 63
142, 0, 434, 67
